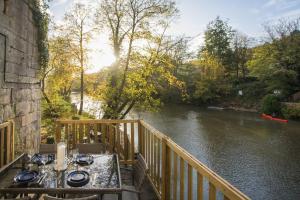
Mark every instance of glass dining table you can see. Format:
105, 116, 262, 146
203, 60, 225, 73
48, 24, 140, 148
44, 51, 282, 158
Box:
0, 153, 122, 199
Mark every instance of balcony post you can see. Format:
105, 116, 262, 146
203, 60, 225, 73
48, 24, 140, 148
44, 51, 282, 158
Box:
56, 121, 61, 143
138, 121, 142, 154
161, 137, 171, 200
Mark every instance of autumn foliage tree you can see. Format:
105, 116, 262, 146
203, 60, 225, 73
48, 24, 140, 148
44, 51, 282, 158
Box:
94, 0, 179, 119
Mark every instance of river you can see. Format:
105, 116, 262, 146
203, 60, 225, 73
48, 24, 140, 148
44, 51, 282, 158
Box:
72, 95, 300, 200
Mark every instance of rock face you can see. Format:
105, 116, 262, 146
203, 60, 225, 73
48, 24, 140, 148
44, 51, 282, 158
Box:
0, 0, 41, 154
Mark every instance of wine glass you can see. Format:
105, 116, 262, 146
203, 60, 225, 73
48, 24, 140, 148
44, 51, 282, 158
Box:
28, 148, 34, 170
41, 155, 47, 174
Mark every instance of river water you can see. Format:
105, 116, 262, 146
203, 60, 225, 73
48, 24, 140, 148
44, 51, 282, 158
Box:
134, 104, 300, 200
72, 95, 300, 200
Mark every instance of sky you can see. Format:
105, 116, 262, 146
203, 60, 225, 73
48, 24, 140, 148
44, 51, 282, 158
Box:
49, 0, 300, 73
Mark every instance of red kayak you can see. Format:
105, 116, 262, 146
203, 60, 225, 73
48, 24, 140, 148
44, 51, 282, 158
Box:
261, 113, 288, 123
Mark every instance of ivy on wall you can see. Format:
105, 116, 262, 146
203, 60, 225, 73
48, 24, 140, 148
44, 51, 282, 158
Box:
29, 0, 49, 71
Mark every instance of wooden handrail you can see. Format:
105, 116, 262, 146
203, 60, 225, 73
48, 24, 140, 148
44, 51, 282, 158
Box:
56, 119, 139, 124
55, 119, 250, 200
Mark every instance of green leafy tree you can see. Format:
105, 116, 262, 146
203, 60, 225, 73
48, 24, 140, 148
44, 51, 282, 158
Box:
200, 16, 234, 76
248, 18, 300, 98
232, 32, 252, 79
61, 3, 94, 115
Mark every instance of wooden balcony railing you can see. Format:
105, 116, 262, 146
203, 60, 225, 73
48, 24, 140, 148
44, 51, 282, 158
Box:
56, 119, 137, 165
0, 120, 15, 168
56, 119, 250, 200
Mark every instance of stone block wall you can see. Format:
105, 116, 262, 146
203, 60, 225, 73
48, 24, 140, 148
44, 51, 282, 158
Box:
0, 0, 41, 154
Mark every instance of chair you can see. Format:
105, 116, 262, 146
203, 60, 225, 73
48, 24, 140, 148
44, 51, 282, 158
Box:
39, 144, 57, 154
43, 195, 99, 200
103, 153, 149, 200
77, 143, 107, 154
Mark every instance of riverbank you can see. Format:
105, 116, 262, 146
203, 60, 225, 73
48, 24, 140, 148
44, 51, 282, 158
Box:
225, 106, 257, 112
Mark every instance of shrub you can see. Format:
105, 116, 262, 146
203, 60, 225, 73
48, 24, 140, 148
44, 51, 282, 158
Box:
193, 79, 232, 104
261, 94, 282, 115
46, 136, 55, 144
282, 103, 300, 120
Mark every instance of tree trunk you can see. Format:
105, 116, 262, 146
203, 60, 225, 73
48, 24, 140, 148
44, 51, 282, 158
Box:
120, 100, 136, 119
79, 25, 84, 115
115, 23, 136, 106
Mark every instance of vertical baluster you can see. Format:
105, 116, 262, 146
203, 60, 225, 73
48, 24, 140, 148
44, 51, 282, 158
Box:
65, 124, 69, 150
101, 124, 105, 144
72, 123, 76, 149
124, 123, 128, 161
0, 129, 4, 167
188, 164, 193, 200
144, 129, 147, 162
157, 137, 161, 192
91, 123, 96, 143
6, 125, 11, 163
117, 124, 121, 155
83, 124, 89, 143
161, 137, 171, 200
103, 124, 109, 144
131, 122, 135, 162
100, 124, 103, 143
109, 124, 113, 153
180, 157, 185, 200
11, 121, 15, 160
138, 121, 142, 155
209, 182, 216, 200
142, 126, 145, 157
147, 129, 150, 164
56, 122, 61, 143
173, 152, 178, 200
154, 136, 158, 187
79, 124, 83, 143
150, 132, 154, 178
92, 122, 96, 143
112, 125, 116, 152
197, 172, 203, 200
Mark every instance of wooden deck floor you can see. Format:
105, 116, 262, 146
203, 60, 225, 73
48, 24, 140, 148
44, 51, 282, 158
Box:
102, 164, 158, 200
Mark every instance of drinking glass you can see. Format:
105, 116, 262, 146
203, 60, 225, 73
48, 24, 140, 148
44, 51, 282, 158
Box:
28, 148, 34, 170
41, 156, 46, 174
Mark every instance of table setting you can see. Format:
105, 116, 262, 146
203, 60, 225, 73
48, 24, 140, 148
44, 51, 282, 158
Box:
0, 143, 122, 199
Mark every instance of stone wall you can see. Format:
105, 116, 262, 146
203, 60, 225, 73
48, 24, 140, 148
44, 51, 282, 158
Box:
0, 0, 41, 154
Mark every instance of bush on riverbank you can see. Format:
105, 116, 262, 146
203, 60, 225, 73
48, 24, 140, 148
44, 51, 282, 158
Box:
282, 103, 300, 120
261, 94, 282, 116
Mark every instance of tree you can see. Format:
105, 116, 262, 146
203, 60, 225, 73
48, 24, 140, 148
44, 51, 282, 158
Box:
46, 37, 79, 101
95, 0, 178, 119
61, 3, 94, 115
200, 16, 234, 76
232, 32, 252, 79
248, 18, 300, 97
110, 32, 185, 118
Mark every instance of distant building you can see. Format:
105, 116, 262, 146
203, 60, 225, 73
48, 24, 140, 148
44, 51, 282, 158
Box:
291, 91, 300, 102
